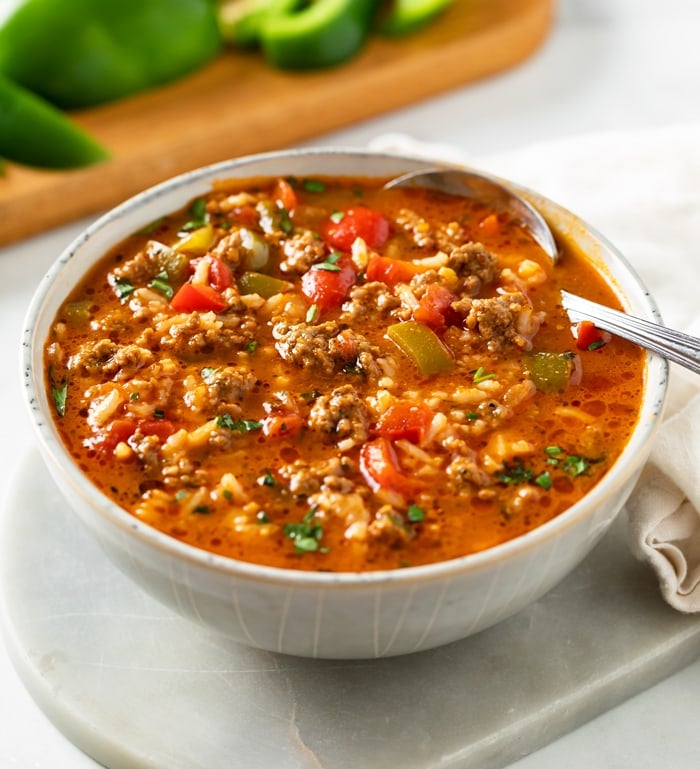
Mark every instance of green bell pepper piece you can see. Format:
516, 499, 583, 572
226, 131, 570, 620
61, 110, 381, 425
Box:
0, 0, 222, 109
238, 271, 291, 297
259, 0, 380, 70
524, 352, 574, 393
387, 321, 454, 376
218, 0, 279, 48
0, 75, 109, 168
378, 0, 454, 36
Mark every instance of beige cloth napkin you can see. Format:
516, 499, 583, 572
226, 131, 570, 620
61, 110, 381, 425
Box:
370, 124, 700, 611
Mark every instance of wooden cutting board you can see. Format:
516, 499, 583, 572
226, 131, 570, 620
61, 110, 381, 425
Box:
0, 0, 553, 246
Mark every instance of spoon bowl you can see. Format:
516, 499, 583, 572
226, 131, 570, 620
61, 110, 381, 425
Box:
385, 167, 700, 376
383, 167, 560, 262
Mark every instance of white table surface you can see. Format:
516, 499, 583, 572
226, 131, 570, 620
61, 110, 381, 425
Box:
2, 1, 699, 766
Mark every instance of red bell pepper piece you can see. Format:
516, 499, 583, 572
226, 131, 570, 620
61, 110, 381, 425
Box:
574, 320, 611, 351
359, 437, 423, 496
365, 254, 420, 286
171, 282, 228, 313
189, 255, 233, 292
375, 401, 434, 444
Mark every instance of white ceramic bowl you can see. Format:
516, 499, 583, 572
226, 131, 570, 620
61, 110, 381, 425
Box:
22, 149, 668, 659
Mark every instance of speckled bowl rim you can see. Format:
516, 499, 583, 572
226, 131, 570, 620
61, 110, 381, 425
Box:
22, 147, 668, 589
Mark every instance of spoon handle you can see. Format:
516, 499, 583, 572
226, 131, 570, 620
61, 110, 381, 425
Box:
561, 290, 700, 375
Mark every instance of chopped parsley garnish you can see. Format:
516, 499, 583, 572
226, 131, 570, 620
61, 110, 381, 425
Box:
256, 510, 271, 524
497, 460, 533, 485
283, 506, 326, 554
149, 270, 173, 299
51, 380, 68, 418
588, 340, 606, 351
244, 340, 259, 353
467, 412, 479, 421
535, 471, 553, 490
129, 392, 140, 402
545, 445, 563, 456
279, 209, 293, 234
407, 504, 425, 523
300, 389, 321, 401
114, 278, 135, 300
259, 468, 276, 487
472, 366, 496, 384
329, 210, 345, 223
181, 198, 208, 231
562, 455, 591, 477
153, 409, 165, 419
303, 179, 326, 193
222, 489, 233, 501
192, 505, 211, 515
312, 252, 342, 272
216, 414, 263, 432
135, 217, 166, 235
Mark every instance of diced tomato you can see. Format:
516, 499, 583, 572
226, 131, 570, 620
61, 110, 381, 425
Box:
413, 284, 459, 330
301, 255, 357, 310
365, 255, 420, 287
171, 282, 228, 313
189, 256, 233, 292
574, 320, 611, 351
262, 412, 304, 439
375, 402, 434, 444
359, 437, 423, 497
231, 205, 259, 228
273, 178, 298, 212
322, 206, 390, 251
93, 417, 175, 453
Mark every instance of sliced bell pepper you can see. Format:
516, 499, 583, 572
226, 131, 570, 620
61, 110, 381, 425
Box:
259, 0, 381, 70
171, 282, 228, 313
238, 271, 292, 297
379, 0, 454, 37
365, 254, 420, 286
175, 223, 216, 255
0, 0, 222, 109
387, 321, 454, 376
524, 352, 575, 393
360, 437, 423, 496
375, 401, 434, 444
0, 74, 109, 168
573, 320, 611, 351
218, 0, 279, 48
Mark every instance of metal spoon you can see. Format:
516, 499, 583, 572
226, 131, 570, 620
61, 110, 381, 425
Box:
385, 167, 700, 375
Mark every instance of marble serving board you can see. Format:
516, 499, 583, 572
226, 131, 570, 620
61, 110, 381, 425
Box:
2, 448, 700, 769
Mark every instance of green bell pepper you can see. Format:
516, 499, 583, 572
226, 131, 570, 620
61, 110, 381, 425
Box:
524, 352, 575, 393
379, 0, 454, 36
238, 271, 291, 297
0, 0, 222, 109
0, 74, 109, 168
387, 321, 454, 376
258, 0, 380, 70
218, 0, 278, 48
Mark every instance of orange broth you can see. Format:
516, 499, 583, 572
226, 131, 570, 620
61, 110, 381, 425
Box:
44, 175, 644, 571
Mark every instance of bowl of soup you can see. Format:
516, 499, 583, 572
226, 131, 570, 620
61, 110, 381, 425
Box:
23, 148, 667, 658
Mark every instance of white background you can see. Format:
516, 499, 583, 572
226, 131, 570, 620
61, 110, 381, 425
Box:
1, 1, 700, 766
